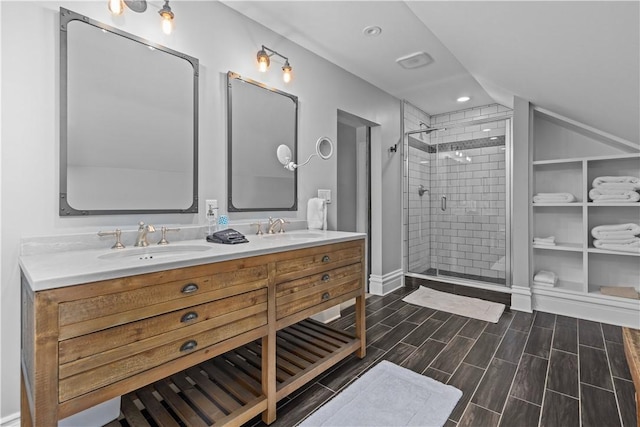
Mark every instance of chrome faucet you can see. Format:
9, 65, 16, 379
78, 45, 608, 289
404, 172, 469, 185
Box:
267, 217, 287, 234
134, 221, 156, 247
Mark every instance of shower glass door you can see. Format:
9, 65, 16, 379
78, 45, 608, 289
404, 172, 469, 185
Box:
407, 119, 511, 287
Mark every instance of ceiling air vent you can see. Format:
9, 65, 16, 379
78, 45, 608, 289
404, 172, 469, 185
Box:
396, 52, 434, 69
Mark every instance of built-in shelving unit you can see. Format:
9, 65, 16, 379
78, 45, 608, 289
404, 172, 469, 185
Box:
530, 108, 640, 327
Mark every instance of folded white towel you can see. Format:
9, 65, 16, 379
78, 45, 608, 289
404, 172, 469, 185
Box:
533, 270, 558, 285
589, 188, 640, 203
591, 223, 640, 240
533, 241, 557, 246
534, 236, 556, 244
533, 193, 576, 203
593, 239, 640, 253
593, 237, 640, 245
307, 197, 326, 230
593, 176, 640, 190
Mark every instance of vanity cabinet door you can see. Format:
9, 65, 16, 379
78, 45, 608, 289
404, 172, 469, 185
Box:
57, 288, 268, 402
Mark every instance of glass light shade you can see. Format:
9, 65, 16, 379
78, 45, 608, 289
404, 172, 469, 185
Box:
257, 50, 270, 72
108, 0, 124, 15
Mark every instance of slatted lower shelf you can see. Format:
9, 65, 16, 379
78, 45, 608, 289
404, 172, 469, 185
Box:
105, 319, 359, 426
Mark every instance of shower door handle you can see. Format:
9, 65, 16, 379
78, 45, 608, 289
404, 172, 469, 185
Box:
441, 195, 447, 211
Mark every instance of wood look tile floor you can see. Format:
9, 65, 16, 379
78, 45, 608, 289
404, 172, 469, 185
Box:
251, 287, 637, 427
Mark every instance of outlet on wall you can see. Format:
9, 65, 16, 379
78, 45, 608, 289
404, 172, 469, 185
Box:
318, 189, 331, 203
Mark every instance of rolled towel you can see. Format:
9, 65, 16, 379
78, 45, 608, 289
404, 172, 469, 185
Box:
594, 237, 640, 253
589, 188, 640, 203
307, 197, 326, 230
591, 223, 640, 240
533, 270, 558, 285
592, 176, 640, 191
534, 236, 556, 244
533, 193, 576, 203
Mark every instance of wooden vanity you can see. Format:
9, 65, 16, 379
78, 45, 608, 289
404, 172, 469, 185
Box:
21, 237, 365, 426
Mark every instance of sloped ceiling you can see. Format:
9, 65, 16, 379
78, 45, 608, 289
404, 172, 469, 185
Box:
407, 1, 639, 143
224, 1, 639, 143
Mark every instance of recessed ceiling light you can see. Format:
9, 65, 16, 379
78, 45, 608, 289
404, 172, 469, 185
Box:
396, 52, 434, 69
363, 25, 382, 37
490, 137, 498, 140
482, 128, 491, 132
457, 96, 470, 103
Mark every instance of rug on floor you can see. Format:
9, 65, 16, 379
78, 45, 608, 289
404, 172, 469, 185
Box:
402, 286, 505, 323
299, 361, 462, 427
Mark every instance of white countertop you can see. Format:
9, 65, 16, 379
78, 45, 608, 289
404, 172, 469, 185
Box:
20, 230, 365, 291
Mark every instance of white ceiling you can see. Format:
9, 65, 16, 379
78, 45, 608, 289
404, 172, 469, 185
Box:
223, 1, 639, 143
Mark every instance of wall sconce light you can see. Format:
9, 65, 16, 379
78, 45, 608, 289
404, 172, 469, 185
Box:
256, 45, 293, 83
107, 0, 175, 35
277, 137, 333, 171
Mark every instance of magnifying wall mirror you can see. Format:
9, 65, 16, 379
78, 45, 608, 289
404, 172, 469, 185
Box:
277, 137, 333, 171
59, 8, 199, 215
227, 71, 298, 211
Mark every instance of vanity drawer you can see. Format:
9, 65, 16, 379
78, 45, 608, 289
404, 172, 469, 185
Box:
58, 263, 268, 339
276, 263, 363, 320
275, 240, 363, 284
57, 290, 268, 402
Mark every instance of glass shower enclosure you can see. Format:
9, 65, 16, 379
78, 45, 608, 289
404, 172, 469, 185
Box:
406, 118, 512, 287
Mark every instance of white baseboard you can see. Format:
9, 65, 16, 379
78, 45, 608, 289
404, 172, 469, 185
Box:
510, 285, 533, 313
0, 412, 20, 427
369, 269, 404, 295
310, 305, 341, 324
532, 287, 640, 328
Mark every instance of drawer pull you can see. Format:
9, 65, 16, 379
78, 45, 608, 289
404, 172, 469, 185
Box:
322, 292, 330, 301
180, 340, 198, 352
322, 255, 331, 263
181, 312, 198, 323
322, 274, 331, 282
181, 283, 199, 294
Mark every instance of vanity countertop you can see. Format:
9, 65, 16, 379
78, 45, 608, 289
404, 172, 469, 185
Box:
20, 230, 366, 291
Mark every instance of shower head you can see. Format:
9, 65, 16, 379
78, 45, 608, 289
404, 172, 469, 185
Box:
405, 127, 442, 137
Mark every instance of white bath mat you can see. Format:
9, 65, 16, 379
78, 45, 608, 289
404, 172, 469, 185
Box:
402, 286, 505, 323
299, 361, 462, 427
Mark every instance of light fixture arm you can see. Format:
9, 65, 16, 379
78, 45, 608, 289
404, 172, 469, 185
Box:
261, 45, 289, 64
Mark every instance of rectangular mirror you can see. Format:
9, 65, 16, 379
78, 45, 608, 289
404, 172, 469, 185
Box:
60, 8, 199, 215
227, 71, 298, 212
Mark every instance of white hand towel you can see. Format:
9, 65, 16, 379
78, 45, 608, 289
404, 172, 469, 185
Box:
589, 188, 640, 203
307, 197, 326, 230
533, 193, 576, 203
533, 270, 557, 285
591, 223, 640, 240
592, 176, 640, 191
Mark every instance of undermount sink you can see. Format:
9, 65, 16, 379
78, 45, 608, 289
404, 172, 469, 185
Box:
98, 244, 212, 261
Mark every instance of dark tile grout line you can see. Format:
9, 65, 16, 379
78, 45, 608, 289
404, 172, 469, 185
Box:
599, 323, 625, 427
496, 313, 537, 426
577, 318, 582, 427
536, 311, 556, 427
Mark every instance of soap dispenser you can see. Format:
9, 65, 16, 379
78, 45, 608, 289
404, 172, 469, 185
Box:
206, 199, 219, 235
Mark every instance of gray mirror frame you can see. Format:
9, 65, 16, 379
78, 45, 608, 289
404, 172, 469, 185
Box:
226, 71, 298, 212
59, 8, 199, 216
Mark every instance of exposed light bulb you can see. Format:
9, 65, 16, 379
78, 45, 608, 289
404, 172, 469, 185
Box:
159, 1, 174, 35
257, 49, 270, 72
108, 0, 124, 15
161, 15, 173, 34
282, 62, 292, 83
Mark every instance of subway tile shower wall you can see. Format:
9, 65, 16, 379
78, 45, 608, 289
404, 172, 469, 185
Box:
404, 102, 511, 283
